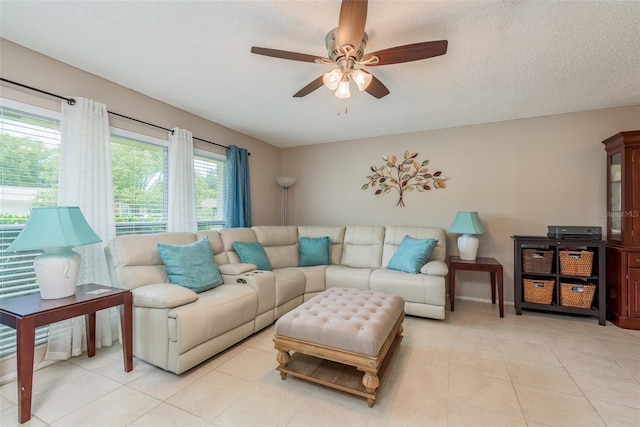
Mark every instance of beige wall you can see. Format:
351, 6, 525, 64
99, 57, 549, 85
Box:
3, 39, 639, 303
0, 39, 282, 226
281, 106, 640, 302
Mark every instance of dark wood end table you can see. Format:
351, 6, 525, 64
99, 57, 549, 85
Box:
449, 256, 504, 318
0, 283, 133, 424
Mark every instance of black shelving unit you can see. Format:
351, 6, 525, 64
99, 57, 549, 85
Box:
512, 236, 606, 325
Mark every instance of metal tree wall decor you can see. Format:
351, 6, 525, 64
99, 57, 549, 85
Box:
362, 151, 448, 207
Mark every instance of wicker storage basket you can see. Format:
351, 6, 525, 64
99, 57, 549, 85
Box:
523, 249, 554, 274
523, 279, 554, 304
560, 282, 596, 308
559, 251, 594, 276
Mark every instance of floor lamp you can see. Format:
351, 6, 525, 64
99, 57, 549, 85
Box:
277, 177, 295, 225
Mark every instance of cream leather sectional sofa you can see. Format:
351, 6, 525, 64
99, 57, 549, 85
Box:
105, 225, 447, 374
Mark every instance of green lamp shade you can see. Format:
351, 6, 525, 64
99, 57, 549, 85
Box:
7, 207, 102, 252
448, 211, 487, 235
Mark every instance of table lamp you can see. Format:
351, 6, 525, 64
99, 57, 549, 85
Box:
7, 207, 102, 299
448, 211, 486, 261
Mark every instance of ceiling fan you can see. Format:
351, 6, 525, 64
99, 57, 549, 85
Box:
251, 0, 448, 99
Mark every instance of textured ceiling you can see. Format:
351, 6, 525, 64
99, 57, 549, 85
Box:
1, 1, 639, 148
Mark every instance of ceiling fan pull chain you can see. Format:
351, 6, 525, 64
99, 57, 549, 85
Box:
337, 99, 349, 116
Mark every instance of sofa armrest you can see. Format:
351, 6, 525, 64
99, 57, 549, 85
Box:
420, 260, 448, 276
219, 263, 257, 275
131, 283, 198, 309
222, 271, 276, 316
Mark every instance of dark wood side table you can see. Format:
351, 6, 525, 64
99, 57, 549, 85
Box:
0, 283, 133, 424
449, 256, 504, 318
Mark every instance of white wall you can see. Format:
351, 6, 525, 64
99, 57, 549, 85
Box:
281, 106, 640, 302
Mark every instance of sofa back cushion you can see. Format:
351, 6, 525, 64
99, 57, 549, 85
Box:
340, 226, 385, 268
105, 232, 196, 290
195, 231, 230, 266
219, 227, 259, 264
252, 225, 299, 269
382, 226, 447, 267
298, 226, 346, 265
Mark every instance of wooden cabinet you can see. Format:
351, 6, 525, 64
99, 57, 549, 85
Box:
603, 130, 640, 329
630, 268, 640, 318
513, 236, 606, 325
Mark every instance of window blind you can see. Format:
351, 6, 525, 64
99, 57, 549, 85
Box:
194, 152, 226, 230
0, 101, 229, 358
0, 102, 61, 356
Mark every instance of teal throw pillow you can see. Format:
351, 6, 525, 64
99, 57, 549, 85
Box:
232, 241, 273, 271
387, 235, 438, 274
299, 236, 331, 267
157, 237, 223, 293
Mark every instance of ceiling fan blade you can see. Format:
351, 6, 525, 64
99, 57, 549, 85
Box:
293, 76, 325, 97
251, 47, 325, 63
337, 0, 368, 53
363, 40, 448, 66
365, 74, 390, 99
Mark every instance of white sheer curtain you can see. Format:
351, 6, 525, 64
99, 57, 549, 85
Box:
46, 97, 117, 360
167, 127, 197, 232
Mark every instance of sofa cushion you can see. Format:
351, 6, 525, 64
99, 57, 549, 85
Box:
387, 236, 438, 274
219, 227, 258, 264
340, 226, 385, 268
253, 225, 299, 269
295, 265, 328, 294
273, 268, 306, 306
195, 231, 230, 266
232, 241, 273, 271
105, 232, 196, 290
370, 268, 446, 306
325, 265, 374, 291
168, 284, 258, 353
157, 237, 223, 293
299, 236, 331, 267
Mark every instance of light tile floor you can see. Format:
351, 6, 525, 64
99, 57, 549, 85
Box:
1, 300, 639, 426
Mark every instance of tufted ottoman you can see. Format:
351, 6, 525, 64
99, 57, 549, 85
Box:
273, 287, 404, 407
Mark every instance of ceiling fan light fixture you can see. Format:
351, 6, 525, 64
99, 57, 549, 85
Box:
251, 1, 448, 101
323, 69, 342, 91
351, 69, 373, 91
335, 76, 351, 99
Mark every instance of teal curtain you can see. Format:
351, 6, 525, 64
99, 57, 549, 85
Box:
224, 145, 251, 227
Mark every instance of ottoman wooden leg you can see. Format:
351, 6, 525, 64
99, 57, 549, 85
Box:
362, 371, 380, 407
276, 350, 290, 380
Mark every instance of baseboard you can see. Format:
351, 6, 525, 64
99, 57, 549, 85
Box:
448, 295, 515, 306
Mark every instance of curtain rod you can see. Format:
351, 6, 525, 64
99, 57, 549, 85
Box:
0, 77, 249, 154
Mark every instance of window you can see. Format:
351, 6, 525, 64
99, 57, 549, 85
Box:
110, 133, 227, 234
194, 151, 225, 230
111, 131, 168, 235
0, 100, 61, 356
0, 99, 228, 358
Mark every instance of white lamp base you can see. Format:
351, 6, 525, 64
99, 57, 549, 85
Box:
33, 248, 80, 299
457, 234, 480, 261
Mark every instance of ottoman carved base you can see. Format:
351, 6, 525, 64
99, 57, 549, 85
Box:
273, 288, 404, 407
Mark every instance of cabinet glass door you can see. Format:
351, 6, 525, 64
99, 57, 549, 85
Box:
609, 152, 622, 241
632, 149, 640, 244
